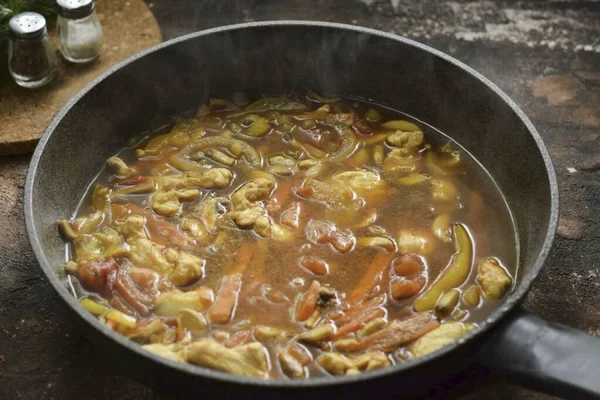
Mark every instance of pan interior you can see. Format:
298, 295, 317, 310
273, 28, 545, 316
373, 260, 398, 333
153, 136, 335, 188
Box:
26, 22, 556, 385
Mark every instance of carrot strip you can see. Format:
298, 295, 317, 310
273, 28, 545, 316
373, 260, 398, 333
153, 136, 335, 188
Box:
333, 320, 362, 339
337, 294, 387, 324
231, 242, 256, 275
358, 313, 439, 352
299, 255, 328, 276
209, 275, 242, 323
296, 280, 321, 322
348, 252, 394, 304
238, 240, 268, 302
334, 308, 385, 339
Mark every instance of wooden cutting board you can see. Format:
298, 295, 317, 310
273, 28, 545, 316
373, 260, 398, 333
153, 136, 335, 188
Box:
0, 0, 162, 156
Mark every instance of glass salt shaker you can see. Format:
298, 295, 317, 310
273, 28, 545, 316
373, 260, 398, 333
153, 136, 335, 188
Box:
8, 12, 57, 88
56, 0, 103, 63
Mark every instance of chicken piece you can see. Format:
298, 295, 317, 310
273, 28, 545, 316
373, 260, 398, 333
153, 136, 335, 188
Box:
352, 351, 391, 371
228, 179, 275, 236
169, 252, 205, 287
411, 322, 474, 357
297, 324, 335, 345
206, 149, 236, 166
213, 331, 231, 343
397, 229, 436, 256
333, 170, 385, 193
107, 156, 137, 178
332, 338, 360, 352
268, 154, 297, 176
230, 205, 272, 237
115, 215, 147, 240
434, 289, 460, 317
151, 189, 200, 217
253, 326, 282, 342
386, 130, 424, 150
157, 169, 233, 191
382, 148, 420, 174
128, 319, 167, 343
462, 285, 481, 307
177, 308, 208, 340
477, 258, 513, 300
73, 228, 126, 262
358, 318, 388, 338
429, 179, 457, 202
186, 196, 231, 234
231, 178, 275, 208
297, 178, 354, 210
196, 168, 233, 189
179, 218, 209, 242
270, 155, 296, 168
142, 343, 185, 362
154, 287, 214, 317
316, 352, 352, 376
279, 352, 306, 379
136, 119, 205, 157
187, 339, 269, 378
126, 238, 173, 274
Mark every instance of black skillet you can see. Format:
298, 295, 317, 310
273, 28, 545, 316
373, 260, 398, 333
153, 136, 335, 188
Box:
24, 21, 600, 399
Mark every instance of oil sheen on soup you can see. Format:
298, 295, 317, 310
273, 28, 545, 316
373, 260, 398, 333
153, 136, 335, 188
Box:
59, 93, 518, 379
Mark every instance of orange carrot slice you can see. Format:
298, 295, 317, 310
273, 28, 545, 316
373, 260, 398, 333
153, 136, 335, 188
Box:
209, 275, 242, 323
299, 256, 329, 276
348, 252, 394, 304
336, 294, 387, 325
296, 280, 321, 322
358, 313, 439, 352
231, 242, 256, 275
334, 308, 385, 339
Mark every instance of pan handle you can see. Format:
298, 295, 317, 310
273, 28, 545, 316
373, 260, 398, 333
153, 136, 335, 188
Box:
477, 309, 600, 399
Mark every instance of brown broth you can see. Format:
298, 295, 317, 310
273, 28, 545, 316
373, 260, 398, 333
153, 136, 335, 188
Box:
63, 95, 518, 379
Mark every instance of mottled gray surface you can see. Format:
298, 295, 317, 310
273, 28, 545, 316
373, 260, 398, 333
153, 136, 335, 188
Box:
1, 0, 598, 399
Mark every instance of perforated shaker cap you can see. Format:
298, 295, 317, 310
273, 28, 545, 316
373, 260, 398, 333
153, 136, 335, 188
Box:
57, 0, 95, 19
9, 12, 47, 39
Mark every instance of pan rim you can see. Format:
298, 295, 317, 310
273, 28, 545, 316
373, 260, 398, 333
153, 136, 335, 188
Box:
24, 20, 559, 388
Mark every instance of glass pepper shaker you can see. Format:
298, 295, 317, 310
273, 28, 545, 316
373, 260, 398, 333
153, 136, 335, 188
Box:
56, 0, 104, 63
8, 12, 57, 88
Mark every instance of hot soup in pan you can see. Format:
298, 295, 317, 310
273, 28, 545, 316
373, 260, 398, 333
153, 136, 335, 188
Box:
59, 93, 517, 379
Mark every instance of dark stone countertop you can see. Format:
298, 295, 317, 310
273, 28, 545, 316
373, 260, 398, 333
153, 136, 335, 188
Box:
0, 1, 598, 399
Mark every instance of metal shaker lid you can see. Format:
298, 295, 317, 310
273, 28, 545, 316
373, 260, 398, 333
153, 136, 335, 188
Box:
9, 12, 47, 40
57, 0, 95, 19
